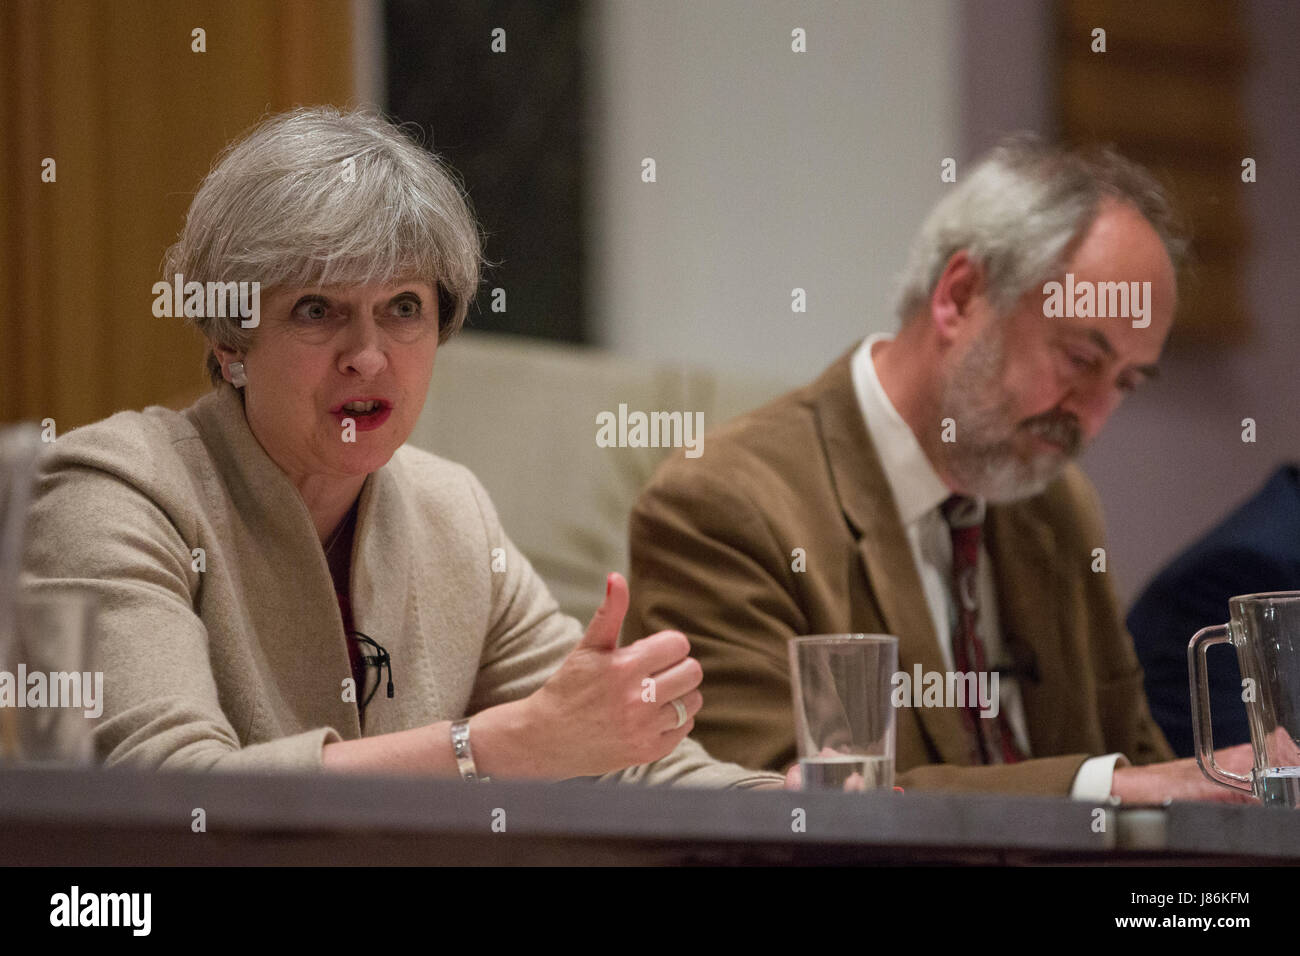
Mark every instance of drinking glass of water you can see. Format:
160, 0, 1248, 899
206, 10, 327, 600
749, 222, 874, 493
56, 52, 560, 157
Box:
789, 634, 898, 791
1, 589, 100, 765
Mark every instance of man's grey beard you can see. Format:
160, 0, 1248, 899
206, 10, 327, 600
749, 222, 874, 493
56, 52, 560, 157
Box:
938, 326, 1083, 503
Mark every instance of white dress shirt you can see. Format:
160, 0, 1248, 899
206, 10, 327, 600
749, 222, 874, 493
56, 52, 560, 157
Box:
850, 334, 1121, 800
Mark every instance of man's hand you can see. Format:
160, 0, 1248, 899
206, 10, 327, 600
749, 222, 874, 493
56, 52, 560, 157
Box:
1111, 743, 1258, 804
523, 572, 704, 778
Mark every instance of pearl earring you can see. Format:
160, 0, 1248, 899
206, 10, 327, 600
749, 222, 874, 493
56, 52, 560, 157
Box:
229, 361, 247, 388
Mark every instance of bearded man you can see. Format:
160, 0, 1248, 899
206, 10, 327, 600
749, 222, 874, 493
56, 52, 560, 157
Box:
623, 135, 1254, 802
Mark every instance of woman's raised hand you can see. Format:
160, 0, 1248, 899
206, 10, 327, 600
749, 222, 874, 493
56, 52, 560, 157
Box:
524, 572, 704, 778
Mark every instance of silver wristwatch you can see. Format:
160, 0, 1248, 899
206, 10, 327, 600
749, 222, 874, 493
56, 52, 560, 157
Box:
450, 718, 489, 782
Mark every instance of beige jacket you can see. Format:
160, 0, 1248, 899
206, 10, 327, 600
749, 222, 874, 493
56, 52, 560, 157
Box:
22, 383, 781, 788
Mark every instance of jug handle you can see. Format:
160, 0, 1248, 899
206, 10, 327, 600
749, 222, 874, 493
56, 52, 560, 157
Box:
1188, 624, 1254, 794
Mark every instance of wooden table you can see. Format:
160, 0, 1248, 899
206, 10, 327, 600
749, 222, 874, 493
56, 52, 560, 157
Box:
1, 766, 1296, 865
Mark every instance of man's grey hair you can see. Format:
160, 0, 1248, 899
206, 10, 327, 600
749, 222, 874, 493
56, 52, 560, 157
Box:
894, 134, 1189, 324
163, 106, 483, 385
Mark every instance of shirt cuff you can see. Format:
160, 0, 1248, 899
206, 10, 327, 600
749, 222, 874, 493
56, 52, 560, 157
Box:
1069, 753, 1128, 801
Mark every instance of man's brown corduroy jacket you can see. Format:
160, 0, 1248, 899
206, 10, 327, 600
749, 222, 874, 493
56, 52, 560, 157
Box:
626, 346, 1174, 794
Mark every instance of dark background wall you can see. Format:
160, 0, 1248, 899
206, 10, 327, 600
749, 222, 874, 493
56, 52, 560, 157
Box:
385, 0, 588, 343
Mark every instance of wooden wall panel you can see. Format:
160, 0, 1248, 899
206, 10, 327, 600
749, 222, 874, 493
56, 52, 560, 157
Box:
1, 0, 356, 429
1058, 0, 1251, 346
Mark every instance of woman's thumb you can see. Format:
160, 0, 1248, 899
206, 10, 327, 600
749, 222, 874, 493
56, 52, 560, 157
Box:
578, 572, 630, 650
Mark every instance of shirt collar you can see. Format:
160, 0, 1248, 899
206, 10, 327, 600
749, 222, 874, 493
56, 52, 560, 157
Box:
850, 332, 958, 526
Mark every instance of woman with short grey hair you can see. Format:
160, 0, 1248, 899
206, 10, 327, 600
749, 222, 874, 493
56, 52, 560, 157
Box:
170, 108, 482, 388
23, 107, 781, 788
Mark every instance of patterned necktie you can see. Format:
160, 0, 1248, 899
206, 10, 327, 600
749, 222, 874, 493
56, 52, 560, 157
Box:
940, 495, 1025, 764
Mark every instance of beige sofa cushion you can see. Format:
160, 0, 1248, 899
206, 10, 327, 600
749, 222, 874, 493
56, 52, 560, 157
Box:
408, 332, 792, 623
